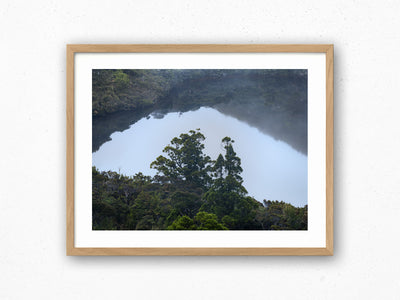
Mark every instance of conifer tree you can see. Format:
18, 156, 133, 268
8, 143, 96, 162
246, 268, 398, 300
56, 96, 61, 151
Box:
150, 129, 211, 188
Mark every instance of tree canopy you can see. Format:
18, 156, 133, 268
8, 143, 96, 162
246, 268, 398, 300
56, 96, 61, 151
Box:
92, 129, 307, 230
150, 129, 212, 188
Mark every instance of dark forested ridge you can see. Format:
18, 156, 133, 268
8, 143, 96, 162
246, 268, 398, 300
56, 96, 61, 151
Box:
92, 69, 308, 153
92, 69, 306, 116
92, 130, 307, 230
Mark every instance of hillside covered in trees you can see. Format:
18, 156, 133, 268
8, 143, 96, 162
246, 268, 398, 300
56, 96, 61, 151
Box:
92, 69, 308, 153
93, 129, 307, 230
93, 69, 306, 116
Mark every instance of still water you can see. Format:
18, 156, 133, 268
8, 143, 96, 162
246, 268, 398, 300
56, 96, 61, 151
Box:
92, 107, 307, 207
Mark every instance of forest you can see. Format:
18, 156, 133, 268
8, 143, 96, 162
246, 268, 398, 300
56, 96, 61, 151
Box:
92, 129, 307, 230
92, 69, 308, 154
92, 69, 307, 117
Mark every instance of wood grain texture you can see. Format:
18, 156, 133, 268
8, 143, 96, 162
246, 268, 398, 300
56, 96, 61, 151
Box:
66, 44, 333, 53
66, 45, 75, 255
66, 44, 334, 256
325, 45, 334, 255
67, 247, 333, 256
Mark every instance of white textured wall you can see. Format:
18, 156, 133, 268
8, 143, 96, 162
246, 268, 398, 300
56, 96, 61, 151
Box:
1, 1, 399, 299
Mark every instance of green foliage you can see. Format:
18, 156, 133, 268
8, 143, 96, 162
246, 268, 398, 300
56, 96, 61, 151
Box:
194, 212, 227, 230
150, 129, 212, 188
92, 69, 307, 119
92, 69, 309, 229
113, 70, 130, 90
254, 200, 308, 230
92, 69, 184, 116
221, 137, 243, 183
167, 212, 227, 230
167, 216, 195, 230
93, 69, 308, 154
200, 136, 249, 222
92, 130, 308, 231
170, 191, 201, 218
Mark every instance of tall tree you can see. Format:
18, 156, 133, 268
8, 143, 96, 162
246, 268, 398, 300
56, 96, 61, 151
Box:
211, 137, 247, 195
201, 137, 248, 221
222, 137, 243, 183
150, 129, 212, 188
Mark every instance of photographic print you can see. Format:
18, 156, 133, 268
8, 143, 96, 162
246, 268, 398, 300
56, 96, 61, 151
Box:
91, 69, 308, 231
67, 44, 333, 255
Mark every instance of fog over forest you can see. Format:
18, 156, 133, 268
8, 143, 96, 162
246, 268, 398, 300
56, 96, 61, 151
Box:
92, 69, 308, 230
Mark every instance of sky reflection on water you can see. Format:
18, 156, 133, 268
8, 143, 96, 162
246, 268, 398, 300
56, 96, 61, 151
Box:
92, 107, 307, 207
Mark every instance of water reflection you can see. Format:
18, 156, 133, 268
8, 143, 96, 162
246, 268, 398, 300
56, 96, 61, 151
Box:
92, 107, 307, 207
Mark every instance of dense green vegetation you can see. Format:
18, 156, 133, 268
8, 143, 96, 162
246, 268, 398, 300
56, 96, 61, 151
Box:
92, 69, 308, 153
92, 130, 307, 230
92, 69, 183, 116
92, 69, 307, 116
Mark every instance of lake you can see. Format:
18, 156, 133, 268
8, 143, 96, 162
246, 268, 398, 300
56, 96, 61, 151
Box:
92, 106, 307, 207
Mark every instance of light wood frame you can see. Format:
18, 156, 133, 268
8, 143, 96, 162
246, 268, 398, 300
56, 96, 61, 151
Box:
67, 44, 333, 256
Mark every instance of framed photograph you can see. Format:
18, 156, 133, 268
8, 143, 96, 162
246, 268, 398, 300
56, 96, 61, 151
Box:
67, 44, 333, 255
